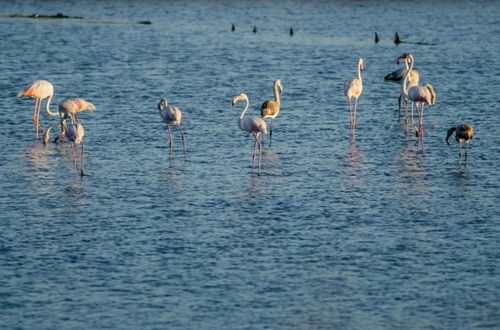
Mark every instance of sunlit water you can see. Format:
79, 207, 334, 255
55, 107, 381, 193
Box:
1, 0, 499, 329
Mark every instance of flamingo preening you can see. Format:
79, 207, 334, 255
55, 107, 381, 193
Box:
446, 125, 474, 164
344, 58, 364, 129
260, 79, 283, 146
232, 93, 267, 175
399, 53, 436, 136
157, 98, 187, 161
17, 80, 57, 139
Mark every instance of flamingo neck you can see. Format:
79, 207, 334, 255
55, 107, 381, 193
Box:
357, 62, 363, 87
44, 95, 58, 116
403, 55, 414, 94
273, 84, 281, 106
238, 97, 249, 130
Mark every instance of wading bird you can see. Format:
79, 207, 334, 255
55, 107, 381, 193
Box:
260, 79, 283, 146
53, 98, 96, 143
44, 121, 86, 177
17, 80, 58, 139
399, 53, 436, 136
157, 98, 187, 160
344, 58, 364, 129
446, 125, 474, 163
385, 55, 420, 118
232, 93, 267, 175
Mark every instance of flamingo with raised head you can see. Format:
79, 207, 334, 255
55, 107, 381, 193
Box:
17, 79, 58, 139
385, 55, 420, 118
399, 53, 436, 136
344, 58, 364, 129
157, 98, 187, 161
260, 79, 283, 146
446, 125, 474, 163
232, 93, 267, 175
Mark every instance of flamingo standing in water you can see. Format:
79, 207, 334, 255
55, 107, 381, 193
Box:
384, 55, 420, 119
43, 121, 86, 177
344, 58, 364, 129
260, 79, 283, 146
232, 93, 267, 175
53, 98, 96, 143
446, 124, 474, 164
157, 98, 187, 161
399, 53, 436, 136
17, 80, 59, 139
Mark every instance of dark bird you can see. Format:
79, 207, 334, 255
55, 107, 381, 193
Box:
446, 125, 475, 163
394, 32, 402, 44
232, 23, 235, 31
374, 32, 379, 43
290, 27, 294, 36
253, 26, 257, 33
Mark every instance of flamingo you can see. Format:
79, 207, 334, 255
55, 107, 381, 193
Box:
157, 98, 187, 161
446, 125, 474, 164
232, 93, 267, 175
43, 121, 86, 177
260, 79, 283, 146
344, 58, 364, 129
17, 80, 59, 139
399, 53, 436, 136
384, 55, 420, 118
53, 98, 96, 143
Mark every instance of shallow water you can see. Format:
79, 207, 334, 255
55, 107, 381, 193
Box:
1, 0, 499, 329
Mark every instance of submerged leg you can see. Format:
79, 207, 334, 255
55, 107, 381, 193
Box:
269, 120, 273, 147
251, 133, 257, 171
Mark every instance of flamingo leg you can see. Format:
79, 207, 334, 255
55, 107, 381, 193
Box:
418, 104, 425, 136
269, 119, 273, 147
348, 97, 353, 128
71, 143, 77, 176
410, 101, 416, 131
80, 143, 85, 177
167, 125, 173, 157
178, 124, 187, 161
404, 99, 409, 126
251, 133, 257, 171
465, 141, 469, 162
458, 142, 462, 165
398, 95, 402, 117
33, 98, 42, 139
353, 97, 358, 129
257, 134, 262, 175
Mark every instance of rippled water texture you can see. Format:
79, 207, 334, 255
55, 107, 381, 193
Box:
1, 0, 499, 329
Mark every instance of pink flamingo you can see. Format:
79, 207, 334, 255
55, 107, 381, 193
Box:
232, 93, 267, 175
344, 58, 364, 129
157, 98, 187, 160
17, 80, 58, 139
399, 53, 436, 136
53, 98, 96, 143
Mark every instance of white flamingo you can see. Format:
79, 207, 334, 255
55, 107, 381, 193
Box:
260, 79, 283, 146
385, 54, 420, 119
344, 58, 364, 129
17, 80, 56, 139
157, 98, 187, 161
446, 124, 474, 164
53, 98, 96, 143
399, 53, 436, 136
232, 93, 267, 175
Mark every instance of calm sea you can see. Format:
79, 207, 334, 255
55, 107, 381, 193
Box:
1, 0, 499, 329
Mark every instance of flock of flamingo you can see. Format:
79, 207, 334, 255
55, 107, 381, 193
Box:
16, 52, 474, 177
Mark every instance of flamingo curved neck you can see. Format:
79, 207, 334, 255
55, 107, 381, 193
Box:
273, 84, 281, 106
357, 62, 363, 87
238, 97, 249, 130
44, 95, 58, 116
403, 55, 414, 94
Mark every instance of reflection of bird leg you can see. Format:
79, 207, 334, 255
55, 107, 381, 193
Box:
178, 124, 187, 161
353, 98, 358, 129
